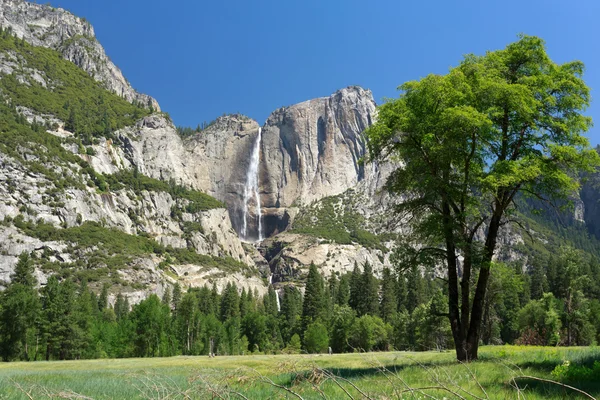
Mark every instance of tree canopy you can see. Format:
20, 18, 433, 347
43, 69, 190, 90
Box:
365, 35, 600, 361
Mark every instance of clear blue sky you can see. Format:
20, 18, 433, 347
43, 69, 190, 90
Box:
46, 0, 600, 145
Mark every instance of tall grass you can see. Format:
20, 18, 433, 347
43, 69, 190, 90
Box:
1, 346, 599, 399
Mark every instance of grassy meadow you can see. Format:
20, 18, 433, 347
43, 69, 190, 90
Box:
0, 346, 599, 399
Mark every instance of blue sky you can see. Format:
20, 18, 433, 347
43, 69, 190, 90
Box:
48, 0, 600, 145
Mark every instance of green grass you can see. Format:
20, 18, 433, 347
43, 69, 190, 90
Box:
1, 346, 599, 399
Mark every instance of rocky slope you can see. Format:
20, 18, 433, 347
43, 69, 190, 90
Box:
0, 0, 160, 110
109, 86, 378, 240
1, 0, 599, 303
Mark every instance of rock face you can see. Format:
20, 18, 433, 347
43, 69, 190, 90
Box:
0, 0, 160, 110
0, 144, 258, 281
581, 169, 600, 240
260, 86, 376, 208
113, 87, 378, 241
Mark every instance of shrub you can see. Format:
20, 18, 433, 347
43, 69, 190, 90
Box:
303, 322, 329, 354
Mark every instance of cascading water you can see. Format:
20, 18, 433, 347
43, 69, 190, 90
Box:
268, 274, 281, 312
275, 287, 281, 312
241, 127, 263, 241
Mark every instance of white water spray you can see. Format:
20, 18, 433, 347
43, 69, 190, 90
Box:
241, 127, 263, 241
268, 274, 281, 312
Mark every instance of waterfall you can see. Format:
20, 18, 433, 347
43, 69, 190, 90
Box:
241, 127, 263, 241
269, 274, 281, 312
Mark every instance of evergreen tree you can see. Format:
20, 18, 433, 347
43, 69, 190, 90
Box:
301, 263, 327, 330
98, 284, 109, 312
114, 293, 129, 321
356, 262, 379, 317
197, 285, 216, 315
239, 288, 249, 319
0, 253, 40, 361
280, 286, 302, 344
336, 273, 351, 306
211, 283, 221, 318
162, 286, 172, 307
328, 273, 339, 305
11, 252, 36, 287
406, 264, 424, 314
220, 282, 240, 322
530, 258, 547, 300
348, 262, 362, 311
172, 282, 182, 313
380, 267, 397, 323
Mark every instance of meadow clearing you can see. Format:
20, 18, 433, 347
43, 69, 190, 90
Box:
0, 346, 599, 399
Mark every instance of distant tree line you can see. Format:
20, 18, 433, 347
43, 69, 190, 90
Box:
176, 121, 214, 138
1, 245, 599, 362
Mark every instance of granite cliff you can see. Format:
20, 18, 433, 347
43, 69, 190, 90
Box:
1, 0, 599, 304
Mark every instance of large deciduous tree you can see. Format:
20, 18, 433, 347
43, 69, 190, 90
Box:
365, 35, 599, 361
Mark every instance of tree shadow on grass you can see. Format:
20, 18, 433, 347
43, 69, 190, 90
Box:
277, 358, 473, 387
274, 355, 600, 399
512, 377, 600, 399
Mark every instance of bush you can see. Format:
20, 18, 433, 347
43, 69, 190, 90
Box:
303, 322, 329, 354
552, 360, 600, 382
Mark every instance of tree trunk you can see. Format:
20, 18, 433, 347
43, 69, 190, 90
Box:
442, 200, 467, 361
466, 210, 502, 360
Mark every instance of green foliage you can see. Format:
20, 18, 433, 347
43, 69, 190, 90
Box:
0, 253, 40, 361
301, 263, 327, 329
303, 321, 329, 354
283, 333, 302, 354
13, 218, 248, 280
365, 34, 600, 361
291, 191, 390, 251
176, 120, 215, 137
552, 360, 600, 383
0, 32, 150, 143
350, 315, 392, 352
104, 169, 225, 211
518, 293, 562, 346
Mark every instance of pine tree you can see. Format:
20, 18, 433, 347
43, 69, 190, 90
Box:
396, 270, 407, 312
11, 253, 36, 287
211, 283, 221, 317
172, 283, 182, 313
336, 273, 350, 306
0, 253, 40, 361
302, 263, 327, 330
280, 286, 302, 343
357, 262, 379, 317
328, 273, 339, 305
114, 293, 129, 321
239, 288, 249, 319
220, 282, 240, 322
380, 267, 397, 323
98, 284, 109, 312
406, 264, 424, 314
197, 285, 215, 315
162, 286, 172, 307
348, 263, 362, 311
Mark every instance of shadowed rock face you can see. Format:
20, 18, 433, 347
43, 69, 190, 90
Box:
0, 0, 160, 110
